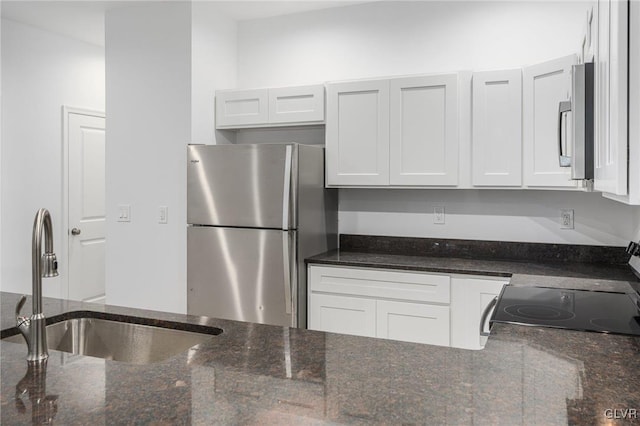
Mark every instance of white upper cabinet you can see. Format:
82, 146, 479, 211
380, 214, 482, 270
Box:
326, 74, 459, 187
594, 0, 628, 196
389, 75, 459, 186
216, 89, 268, 128
471, 69, 523, 187
268, 85, 325, 124
216, 84, 325, 129
522, 55, 578, 188
326, 79, 390, 186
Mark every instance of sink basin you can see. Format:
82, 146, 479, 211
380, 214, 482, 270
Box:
2, 313, 222, 364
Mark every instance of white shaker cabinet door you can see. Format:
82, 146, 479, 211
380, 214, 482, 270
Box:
523, 55, 578, 188
472, 69, 522, 187
308, 293, 376, 338
376, 300, 450, 346
215, 89, 268, 128
389, 74, 459, 186
594, 0, 628, 196
268, 85, 325, 125
326, 80, 390, 186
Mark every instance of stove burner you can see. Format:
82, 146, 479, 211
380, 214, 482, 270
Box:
504, 304, 575, 321
589, 318, 632, 331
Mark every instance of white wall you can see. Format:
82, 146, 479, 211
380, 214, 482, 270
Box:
340, 189, 636, 246
236, 1, 640, 246
237, 1, 590, 87
1, 18, 105, 296
105, 3, 192, 313
191, 2, 237, 145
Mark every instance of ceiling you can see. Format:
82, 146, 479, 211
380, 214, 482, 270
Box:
1, 1, 372, 47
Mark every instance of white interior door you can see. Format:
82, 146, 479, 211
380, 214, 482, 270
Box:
67, 111, 106, 303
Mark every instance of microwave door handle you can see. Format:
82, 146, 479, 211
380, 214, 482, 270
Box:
558, 101, 572, 167
480, 296, 499, 337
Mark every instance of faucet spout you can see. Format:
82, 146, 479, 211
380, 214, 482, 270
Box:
17, 208, 59, 363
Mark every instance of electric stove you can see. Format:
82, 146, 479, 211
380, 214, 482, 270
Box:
491, 286, 640, 336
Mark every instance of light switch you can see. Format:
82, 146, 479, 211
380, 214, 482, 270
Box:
159, 206, 168, 224
118, 205, 131, 222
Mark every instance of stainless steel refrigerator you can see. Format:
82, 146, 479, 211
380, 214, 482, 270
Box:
187, 143, 338, 328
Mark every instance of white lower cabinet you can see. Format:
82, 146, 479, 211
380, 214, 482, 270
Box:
376, 300, 450, 346
309, 293, 376, 338
308, 264, 507, 349
450, 277, 508, 350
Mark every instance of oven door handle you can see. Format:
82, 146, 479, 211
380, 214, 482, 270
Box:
480, 296, 499, 337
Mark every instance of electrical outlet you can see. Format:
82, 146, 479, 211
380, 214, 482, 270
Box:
118, 204, 131, 222
560, 209, 574, 229
159, 206, 168, 224
434, 206, 445, 224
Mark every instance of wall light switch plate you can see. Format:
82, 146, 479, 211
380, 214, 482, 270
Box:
560, 209, 574, 229
118, 204, 131, 222
434, 206, 445, 224
159, 206, 168, 224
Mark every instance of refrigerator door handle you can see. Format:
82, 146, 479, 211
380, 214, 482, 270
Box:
282, 145, 293, 230
282, 232, 292, 315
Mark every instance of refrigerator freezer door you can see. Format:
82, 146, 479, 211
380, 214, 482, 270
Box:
188, 226, 296, 327
188, 144, 297, 229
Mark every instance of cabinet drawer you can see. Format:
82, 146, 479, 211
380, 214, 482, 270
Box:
309, 265, 450, 304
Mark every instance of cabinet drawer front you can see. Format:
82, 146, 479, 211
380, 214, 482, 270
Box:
309, 266, 450, 304
216, 89, 268, 127
376, 300, 450, 346
308, 293, 376, 337
268, 85, 324, 124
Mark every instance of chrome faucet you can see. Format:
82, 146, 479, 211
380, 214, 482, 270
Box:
15, 208, 59, 363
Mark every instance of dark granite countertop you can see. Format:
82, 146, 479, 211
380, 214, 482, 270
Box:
2, 284, 640, 424
306, 249, 638, 283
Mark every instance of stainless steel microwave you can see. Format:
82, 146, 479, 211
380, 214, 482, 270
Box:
558, 62, 594, 180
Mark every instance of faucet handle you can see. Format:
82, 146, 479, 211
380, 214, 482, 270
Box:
15, 295, 27, 323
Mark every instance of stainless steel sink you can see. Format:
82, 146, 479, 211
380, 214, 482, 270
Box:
3, 316, 221, 364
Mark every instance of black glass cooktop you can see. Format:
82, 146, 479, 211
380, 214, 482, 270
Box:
491, 286, 640, 336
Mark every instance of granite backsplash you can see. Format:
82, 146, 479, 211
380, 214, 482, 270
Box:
339, 234, 631, 265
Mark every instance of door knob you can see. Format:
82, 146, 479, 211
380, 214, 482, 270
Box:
71, 228, 81, 236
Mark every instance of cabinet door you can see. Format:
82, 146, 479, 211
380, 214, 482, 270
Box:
389, 74, 458, 186
326, 80, 390, 186
594, 0, 628, 195
472, 69, 522, 186
308, 293, 376, 338
268, 85, 325, 125
450, 278, 507, 350
215, 89, 268, 128
523, 55, 578, 188
376, 300, 450, 346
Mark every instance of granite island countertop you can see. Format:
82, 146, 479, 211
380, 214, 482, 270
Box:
3, 240, 640, 425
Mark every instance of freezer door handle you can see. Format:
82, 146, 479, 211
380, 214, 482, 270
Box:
282, 233, 292, 314
282, 145, 293, 230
